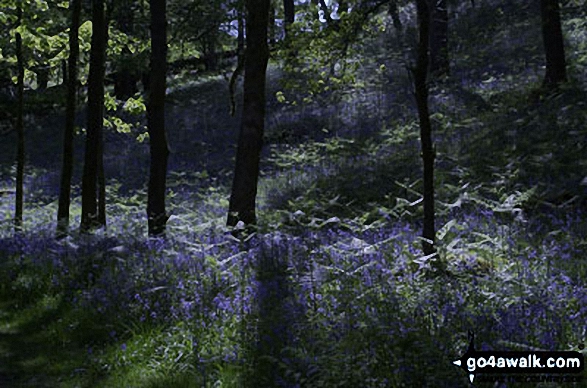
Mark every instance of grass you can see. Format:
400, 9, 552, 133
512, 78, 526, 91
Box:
0, 0, 586, 386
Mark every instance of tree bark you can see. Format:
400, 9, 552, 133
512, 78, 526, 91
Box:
57, 0, 81, 238
35, 65, 50, 90
414, 0, 436, 256
269, 3, 276, 45
98, 133, 106, 227
113, 0, 138, 100
227, 0, 270, 227
284, 0, 295, 32
428, 0, 449, 77
237, 5, 245, 59
338, 0, 346, 15
540, 0, 566, 88
61, 59, 68, 85
318, 0, 332, 23
389, 0, 402, 34
147, 0, 169, 236
81, 0, 107, 232
14, 2, 25, 234
229, 4, 245, 117
203, 29, 219, 71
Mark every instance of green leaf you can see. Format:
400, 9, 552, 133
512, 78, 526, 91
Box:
104, 92, 117, 111
276, 91, 286, 103
137, 132, 149, 143
123, 97, 146, 115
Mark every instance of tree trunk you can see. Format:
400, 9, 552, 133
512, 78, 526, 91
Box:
98, 134, 106, 227
414, 0, 436, 256
14, 3, 25, 234
230, 4, 245, 117
284, 0, 295, 33
35, 65, 50, 90
338, 0, 346, 15
540, 0, 566, 88
113, 70, 138, 100
237, 5, 245, 59
57, 0, 81, 238
227, 0, 270, 227
147, 0, 169, 236
318, 0, 332, 23
62, 59, 68, 85
269, 3, 276, 45
203, 29, 218, 71
389, 0, 402, 34
429, 0, 449, 77
81, 0, 107, 232
113, 0, 138, 100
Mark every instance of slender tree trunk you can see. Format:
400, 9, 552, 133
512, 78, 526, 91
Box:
318, 0, 332, 23
540, 0, 566, 88
98, 134, 106, 227
14, 2, 25, 234
203, 29, 218, 71
147, 0, 169, 236
227, 0, 270, 227
81, 0, 107, 232
284, 0, 295, 33
338, 0, 346, 15
35, 65, 49, 90
237, 5, 245, 59
114, 0, 138, 100
62, 59, 68, 86
414, 0, 436, 256
269, 3, 276, 45
283, 0, 296, 58
389, 0, 402, 34
429, 0, 449, 77
229, 4, 245, 117
57, 0, 81, 238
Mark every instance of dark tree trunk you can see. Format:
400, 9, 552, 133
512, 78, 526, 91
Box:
227, 0, 270, 227
389, 0, 402, 34
540, 0, 566, 88
414, 0, 436, 256
338, 0, 346, 15
35, 65, 49, 90
237, 5, 245, 59
81, 0, 107, 232
429, 0, 449, 77
113, 0, 138, 100
113, 71, 138, 100
62, 59, 68, 85
147, 0, 169, 236
269, 3, 276, 45
203, 30, 218, 71
230, 4, 245, 117
14, 3, 24, 234
57, 0, 81, 238
98, 135, 106, 227
284, 0, 295, 32
318, 0, 332, 23
142, 71, 150, 94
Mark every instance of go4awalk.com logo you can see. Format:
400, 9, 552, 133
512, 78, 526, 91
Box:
453, 332, 585, 384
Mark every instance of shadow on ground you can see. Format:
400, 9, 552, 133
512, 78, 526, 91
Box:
0, 293, 96, 387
